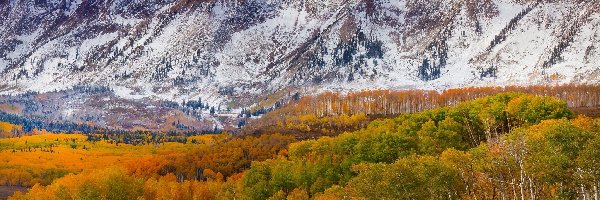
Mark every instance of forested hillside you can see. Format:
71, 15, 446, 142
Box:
243, 84, 600, 137
3, 91, 599, 199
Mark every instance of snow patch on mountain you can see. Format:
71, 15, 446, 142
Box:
0, 0, 598, 107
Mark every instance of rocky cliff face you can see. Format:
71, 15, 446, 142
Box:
1, 0, 598, 106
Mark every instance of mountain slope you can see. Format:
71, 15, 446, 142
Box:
0, 0, 598, 106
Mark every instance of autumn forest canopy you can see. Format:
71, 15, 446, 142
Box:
1, 85, 600, 199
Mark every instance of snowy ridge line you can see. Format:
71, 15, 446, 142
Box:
0, 0, 597, 107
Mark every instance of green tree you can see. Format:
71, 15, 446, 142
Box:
348, 155, 462, 200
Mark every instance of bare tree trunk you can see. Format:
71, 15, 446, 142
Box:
472, 172, 478, 200
499, 174, 506, 200
519, 162, 525, 200
581, 184, 587, 200
512, 178, 518, 200
594, 183, 598, 200
529, 177, 535, 200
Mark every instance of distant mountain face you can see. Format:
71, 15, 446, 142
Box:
0, 0, 598, 106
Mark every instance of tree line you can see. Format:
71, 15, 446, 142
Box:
293, 84, 600, 117
243, 84, 600, 137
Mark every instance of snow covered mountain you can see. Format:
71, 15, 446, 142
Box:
1, 0, 598, 106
